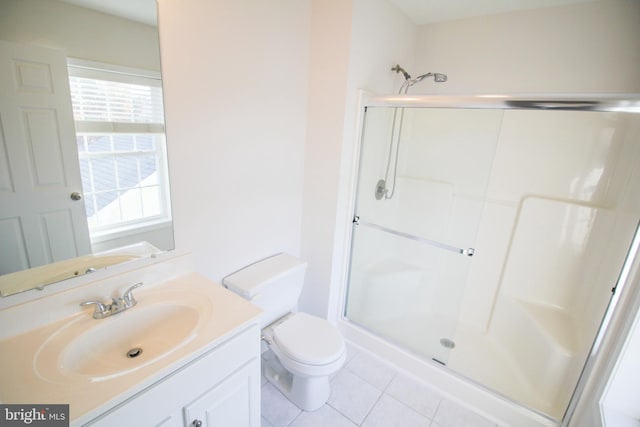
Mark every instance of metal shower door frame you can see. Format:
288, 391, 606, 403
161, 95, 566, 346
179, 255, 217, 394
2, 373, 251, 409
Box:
342, 91, 640, 426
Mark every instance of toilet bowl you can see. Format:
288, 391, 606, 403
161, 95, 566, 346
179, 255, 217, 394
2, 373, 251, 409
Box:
262, 312, 346, 410
222, 253, 346, 411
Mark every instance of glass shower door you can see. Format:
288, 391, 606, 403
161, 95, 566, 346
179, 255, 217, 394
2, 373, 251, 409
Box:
345, 106, 503, 364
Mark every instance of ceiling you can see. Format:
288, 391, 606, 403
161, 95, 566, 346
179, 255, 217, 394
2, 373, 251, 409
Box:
387, 0, 600, 24
58, 0, 157, 26
59, 0, 601, 30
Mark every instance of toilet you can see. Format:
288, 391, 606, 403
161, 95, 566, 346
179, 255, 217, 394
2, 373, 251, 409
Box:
222, 253, 346, 411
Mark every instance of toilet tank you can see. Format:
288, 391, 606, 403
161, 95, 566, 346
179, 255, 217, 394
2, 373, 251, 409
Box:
222, 253, 307, 327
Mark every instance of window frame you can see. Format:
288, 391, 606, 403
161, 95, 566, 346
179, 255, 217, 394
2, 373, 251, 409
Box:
67, 58, 171, 242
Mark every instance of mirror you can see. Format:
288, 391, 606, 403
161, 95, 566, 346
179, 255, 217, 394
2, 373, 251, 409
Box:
0, 0, 173, 296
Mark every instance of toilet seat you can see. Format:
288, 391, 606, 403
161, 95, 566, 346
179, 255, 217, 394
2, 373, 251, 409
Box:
273, 312, 344, 366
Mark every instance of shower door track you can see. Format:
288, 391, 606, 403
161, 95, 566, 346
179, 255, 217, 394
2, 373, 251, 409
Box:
353, 216, 475, 256
362, 93, 640, 112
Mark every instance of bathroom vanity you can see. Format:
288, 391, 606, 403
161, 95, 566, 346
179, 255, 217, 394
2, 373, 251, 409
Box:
87, 322, 259, 426
0, 252, 262, 426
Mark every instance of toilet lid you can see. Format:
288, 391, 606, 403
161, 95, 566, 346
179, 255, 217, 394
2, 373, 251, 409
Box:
273, 313, 344, 366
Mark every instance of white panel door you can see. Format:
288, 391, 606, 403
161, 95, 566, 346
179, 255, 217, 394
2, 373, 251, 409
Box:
0, 40, 91, 275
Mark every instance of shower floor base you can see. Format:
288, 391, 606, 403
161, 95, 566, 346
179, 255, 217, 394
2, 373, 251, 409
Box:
339, 318, 559, 427
347, 315, 565, 421
447, 325, 563, 419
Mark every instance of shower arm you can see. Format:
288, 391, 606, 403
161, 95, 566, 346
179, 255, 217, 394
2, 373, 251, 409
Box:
391, 64, 411, 81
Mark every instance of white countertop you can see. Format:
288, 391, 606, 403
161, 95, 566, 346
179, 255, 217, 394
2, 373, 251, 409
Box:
0, 272, 262, 425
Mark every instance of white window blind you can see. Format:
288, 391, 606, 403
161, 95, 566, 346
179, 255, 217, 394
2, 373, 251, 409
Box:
69, 77, 165, 124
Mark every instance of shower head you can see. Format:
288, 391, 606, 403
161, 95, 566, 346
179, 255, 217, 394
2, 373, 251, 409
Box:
433, 73, 447, 82
411, 72, 448, 85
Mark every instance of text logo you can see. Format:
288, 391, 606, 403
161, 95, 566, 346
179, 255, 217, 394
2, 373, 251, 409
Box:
0, 405, 69, 426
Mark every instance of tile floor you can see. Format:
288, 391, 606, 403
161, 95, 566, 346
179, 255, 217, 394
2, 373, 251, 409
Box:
260, 343, 499, 427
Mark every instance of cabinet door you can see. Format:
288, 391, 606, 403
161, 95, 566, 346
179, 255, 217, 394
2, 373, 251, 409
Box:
183, 361, 260, 427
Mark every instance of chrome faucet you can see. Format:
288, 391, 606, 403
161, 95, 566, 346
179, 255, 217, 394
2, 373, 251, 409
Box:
80, 282, 143, 319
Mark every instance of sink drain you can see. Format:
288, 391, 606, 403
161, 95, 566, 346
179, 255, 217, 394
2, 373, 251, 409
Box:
126, 347, 143, 358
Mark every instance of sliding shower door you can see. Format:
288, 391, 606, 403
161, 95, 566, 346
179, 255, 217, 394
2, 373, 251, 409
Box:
345, 106, 503, 364
345, 99, 640, 421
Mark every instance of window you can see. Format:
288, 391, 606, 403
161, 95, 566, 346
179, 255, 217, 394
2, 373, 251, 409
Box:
68, 60, 171, 240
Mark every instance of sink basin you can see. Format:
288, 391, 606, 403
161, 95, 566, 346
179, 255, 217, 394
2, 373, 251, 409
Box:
35, 302, 201, 382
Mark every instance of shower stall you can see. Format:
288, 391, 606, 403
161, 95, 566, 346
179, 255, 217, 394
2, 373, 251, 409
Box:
343, 93, 640, 423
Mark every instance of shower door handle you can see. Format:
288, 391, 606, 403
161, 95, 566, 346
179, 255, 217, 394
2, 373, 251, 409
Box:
354, 217, 475, 257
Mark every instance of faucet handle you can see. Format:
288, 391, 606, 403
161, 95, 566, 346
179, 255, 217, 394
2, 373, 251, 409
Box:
123, 282, 143, 306
80, 300, 108, 318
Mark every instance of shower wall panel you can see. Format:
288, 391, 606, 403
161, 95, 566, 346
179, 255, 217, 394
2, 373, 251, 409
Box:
459, 111, 640, 330
456, 110, 640, 417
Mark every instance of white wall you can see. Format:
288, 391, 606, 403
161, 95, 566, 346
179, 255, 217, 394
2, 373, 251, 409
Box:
157, 0, 310, 282
413, 0, 640, 94
299, 0, 353, 317
0, 0, 160, 71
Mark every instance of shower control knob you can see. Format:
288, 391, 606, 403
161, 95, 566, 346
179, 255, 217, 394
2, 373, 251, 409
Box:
192, 420, 202, 427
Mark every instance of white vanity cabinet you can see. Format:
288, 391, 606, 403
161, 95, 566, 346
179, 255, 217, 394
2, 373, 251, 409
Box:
86, 324, 261, 427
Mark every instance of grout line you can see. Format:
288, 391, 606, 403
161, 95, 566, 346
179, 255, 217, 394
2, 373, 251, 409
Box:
326, 400, 362, 426
285, 407, 303, 427
429, 398, 444, 427
386, 392, 436, 425
358, 387, 386, 426
382, 370, 398, 393
344, 351, 400, 392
